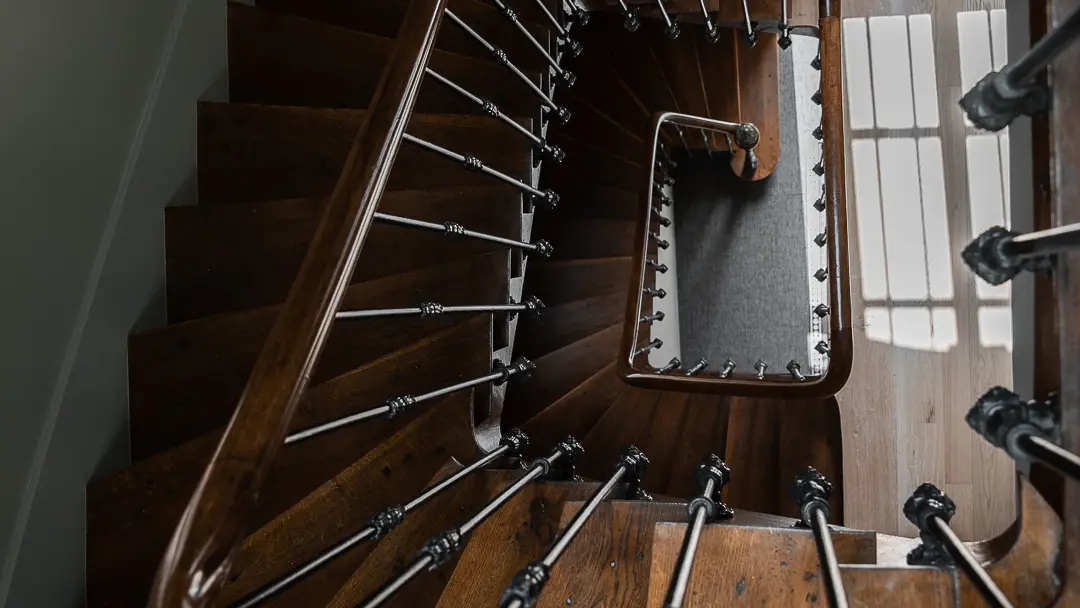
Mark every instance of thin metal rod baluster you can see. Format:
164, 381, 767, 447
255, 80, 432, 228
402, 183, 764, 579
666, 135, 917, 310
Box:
685, 358, 709, 376
633, 338, 662, 358
658, 357, 682, 374
656, 215, 672, 228
444, 9, 571, 123
904, 484, 1014, 608
640, 311, 665, 324
787, 360, 806, 381
375, 213, 554, 257
966, 387, 1078, 481
501, 447, 650, 608
529, 0, 568, 39
647, 259, 668, 274
360, 437, 585, 608
718, 359, 735, 378
960, 4, 1080, 130
791, 468, 847, 608
336, 296, 545, 320
402, 133, 561, 208
777, 0, 791, 48
285, 359, 535, 444
230, 430, 530, 608
654, 0, 680, 38
615, 0, 641, 31
487, 0, 576, 86
697, 0, 719, 43
424, 68, 565, 164
963, 222, 1080, 285
740, 0, 757, 46
663, 455, 733, 608
643, 287, 667, 299
649, 231, 670, 250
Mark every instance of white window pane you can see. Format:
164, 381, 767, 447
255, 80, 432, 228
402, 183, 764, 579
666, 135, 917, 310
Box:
893, 308, 933, 350
966, 134, 1010, 300
978, 306, 1013, 351
852, 139, 889, 300
879, 138, 929, 300
958, 11, 993, 97
869, 16, 915, 128
843, 18, 875, 130
932, 307, 958, 352
908, 15, 940, 128
918, 137, 953, 300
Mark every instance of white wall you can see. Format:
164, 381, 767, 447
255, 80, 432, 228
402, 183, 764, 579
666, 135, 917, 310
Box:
0, 0, 227, 604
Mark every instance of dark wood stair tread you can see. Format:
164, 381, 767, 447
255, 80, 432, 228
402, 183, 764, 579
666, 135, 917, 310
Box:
546, 132, 643, 192
131, 257, 508, 458
197, 103, 532, 204
516, 290, 625, 360
554, 91, 644, 165
518, 362, 629, 457
229, 3, 541, 116
165, 188, 520, 321
548, 180, 638, 221
324, 469, 526, 608
578, 387, 662, 481
663, 393, 731, 498
434, 479, 607, 608
633, 391, 692, 496
89, 318, 490, 608
533, 215, 637, 260
504, 323, 622, 426
524, 256, 632, 306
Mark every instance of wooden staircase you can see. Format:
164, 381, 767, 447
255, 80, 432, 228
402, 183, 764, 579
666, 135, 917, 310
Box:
83, 0, 1077, 606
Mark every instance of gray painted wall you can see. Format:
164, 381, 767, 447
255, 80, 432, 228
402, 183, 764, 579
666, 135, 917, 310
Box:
0, 0, 226, 605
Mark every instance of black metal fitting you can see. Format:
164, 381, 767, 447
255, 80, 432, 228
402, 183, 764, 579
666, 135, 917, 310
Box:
814, 268, 828, 282
811, 54, 821, 70
960, 70, 1049, 132
814, 303, 830, 318
647, 260, 668, 274
419, 302, 444, 317
657, 215, 672, 228
419, 529, 464, 568
903, 483, 957, 566
522, 295, 546, 319
791, 466, 832, 526
500, 428, 530, 456
658, 357, 682, 374
386, 394, 417, 419
815, 341, 830, 356
814, 232, 827, 247
686, 358, 709, 376
813, 125, 823, 141
543, 435, 584, 480
482, 100, 500, 117
367, 505, 407, 540
787, 360, 806, 381
965, 386, 1058, 465
499, 562, 550, 608
705, 24, 721, 44
811, 90, 822, 105
665, 22, 681, 40
561, 38, 584, 58
532, 239, 555, 258
444, 221, 466, 236
779, 29, 792, 49
691, 454, 734, 521
546, 104, 572, 125
962, 225, 1052, 286
536, 188, 560, 210
535, 140, 566, 165
555, 68, 577, 88
644, 287, 667, 299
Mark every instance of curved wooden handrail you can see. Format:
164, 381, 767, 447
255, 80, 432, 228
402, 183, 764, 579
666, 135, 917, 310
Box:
618, 0, 851, 398
148, 0, 448, 604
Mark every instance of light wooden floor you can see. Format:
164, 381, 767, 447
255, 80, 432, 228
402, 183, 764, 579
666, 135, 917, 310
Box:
816, 0, 1018, 540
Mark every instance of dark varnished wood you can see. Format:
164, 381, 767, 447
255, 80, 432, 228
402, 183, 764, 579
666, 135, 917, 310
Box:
554, 91, 645, 164
633, 391, 691, 496
533, 215, 637, 260
579, 388, 662, 481
197, 104, 532, 204
664, 394, 730, 498
518, 362, 630, 457
643, 20, 711, 149
435, 481, 605, 608
323, 469, 525, 608
549, 132, 644, 191
504, 324, 623, 426
130, 260, 507, 457
777, 397, 844, 522
723, 397, 781, 513
729, 31, 780, 180
165, 188, 519, 321
549, 181, 637, 221
256, 0, 549, 71
229, 4, 541, 116
216, 390, 482, 608
516, 291, 625, 359
647, 521, 877, 607
524, 256, 632, 306
91, 316, 491, 608
149, 1, 451, 603
564, 46, 655, 140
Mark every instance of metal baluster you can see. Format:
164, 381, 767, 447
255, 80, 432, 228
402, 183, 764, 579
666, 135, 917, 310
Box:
424, 69, 565, 164
966, 387, 1078, 481
962, 223, 1080, 285
654, 0, 680, 39
647, 259, 668, 274
649, 230, 670, 250
285, 358, 535, 444
614, 0, 641, 31
960, 4, 1079, 131
814, 268, 828, 282
662, 455, 733, 608
500, 447, 650, 608
787, 360, 805, 381
697, 0, 719, 43
488, 0, 576, 86
904, 484, 1014, 608
754, 359, 768, 380
402, 134, 560, 208
444, 10, 572, 124
359, 437, 585, 608
375, 213, 554, 257
633, 338, 663, 358
337, 296, 545, 320
813, 184, 827, 212
777, 0, 792, 49
643, 287, 667, 299
814, 232, 828, 247
815, 341, 830, 356
685, 358, 709, 376
640, 311, 665, 324
718, 359, 735, 378
739, 0, 757, 46
566, 1, 590, 29
813, 304, 830, 318
527, 0, 585, 56
656, 215, 672, 228
230, 429, 530, 608
811, 89, 823, 105
658, 357, 682, 374
734, 123, 760, 177
791, 468, 848, 608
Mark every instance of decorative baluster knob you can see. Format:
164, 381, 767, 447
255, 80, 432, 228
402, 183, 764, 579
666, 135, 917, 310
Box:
719, 359, 736, 378
693, 454, 735, 519
647, 260, 668, 274
811, 54, 821, 70
813, 125, 824, 141
814, 232, 828, 247
813, 303, 830, 318
754, 359, 768, 379
685, 358, 709, 376
500, 428, 530, 456
657, 215, 672, 228
903, 483, 957, 566
814, 268, 829, 282
787, 360, 806, 381
643, 287, 667, 299
791, 466, 833, 525
815, 341, 830, 356
812, 90, 822, 105
658, 357, 682, 373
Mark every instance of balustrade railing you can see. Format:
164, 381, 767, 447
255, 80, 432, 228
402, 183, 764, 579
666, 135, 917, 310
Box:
618, 3, 852, 399
791, 468, 847, 608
